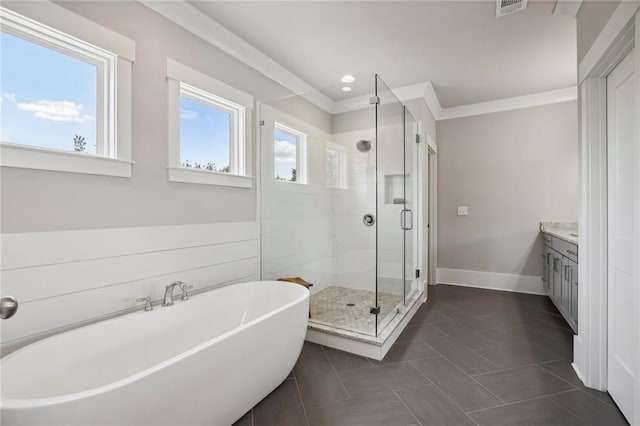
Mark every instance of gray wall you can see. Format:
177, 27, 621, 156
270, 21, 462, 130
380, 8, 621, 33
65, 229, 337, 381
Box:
436, 101, 578, 277
576, 0, 621, 63
1, 1, 329, 233
268, 95, 332, 134
331, 107, 376, 134
331, 98, 435, 141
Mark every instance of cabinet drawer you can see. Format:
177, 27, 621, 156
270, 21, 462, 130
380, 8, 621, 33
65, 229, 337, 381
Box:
552, 237, 578, 263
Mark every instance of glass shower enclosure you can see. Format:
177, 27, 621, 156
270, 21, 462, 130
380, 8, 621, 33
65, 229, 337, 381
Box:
259, 74, 421, 340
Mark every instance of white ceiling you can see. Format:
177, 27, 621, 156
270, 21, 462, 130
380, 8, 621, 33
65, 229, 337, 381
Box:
189, 1, 577, 108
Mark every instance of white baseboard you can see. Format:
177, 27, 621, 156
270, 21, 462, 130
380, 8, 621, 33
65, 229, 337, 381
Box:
571, 362, 584, 382
436, 268, 545, 295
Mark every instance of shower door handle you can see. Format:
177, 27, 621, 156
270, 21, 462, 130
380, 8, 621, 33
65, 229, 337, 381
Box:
400, 209, 413, 230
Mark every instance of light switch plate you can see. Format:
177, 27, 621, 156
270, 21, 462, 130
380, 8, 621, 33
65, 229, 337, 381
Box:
457, 206, 468, 216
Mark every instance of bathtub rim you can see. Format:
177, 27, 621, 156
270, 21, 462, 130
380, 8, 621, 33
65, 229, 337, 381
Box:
1, 280, 309, 409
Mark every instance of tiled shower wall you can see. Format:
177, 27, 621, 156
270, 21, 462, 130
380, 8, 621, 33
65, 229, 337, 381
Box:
261, 104, 414, 299
260, 105, 334, 293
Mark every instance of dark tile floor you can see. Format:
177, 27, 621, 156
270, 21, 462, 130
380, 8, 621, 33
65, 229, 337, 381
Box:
233, 284, 629, 426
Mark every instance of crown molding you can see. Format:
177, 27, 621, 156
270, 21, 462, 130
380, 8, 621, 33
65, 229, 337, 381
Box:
437, 87, 577, 120
332, 82, 429, 114
423, 82, 443, 120
578, 0, 640, 83
140, 0, 334, 112
141, 0, 579, 121
552, 0, 583, 18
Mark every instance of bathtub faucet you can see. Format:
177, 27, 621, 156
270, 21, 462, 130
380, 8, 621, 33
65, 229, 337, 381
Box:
162, 281, 193, 306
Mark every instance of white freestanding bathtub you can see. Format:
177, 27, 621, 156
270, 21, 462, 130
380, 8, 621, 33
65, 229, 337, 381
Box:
1, 281, 309, 426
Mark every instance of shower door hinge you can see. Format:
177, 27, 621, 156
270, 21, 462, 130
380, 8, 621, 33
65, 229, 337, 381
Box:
369, 96, 380, 105
415, 134, 420, 144
259, 120, 265, 126
416, 269, 420, 278
370, 306, 381, 315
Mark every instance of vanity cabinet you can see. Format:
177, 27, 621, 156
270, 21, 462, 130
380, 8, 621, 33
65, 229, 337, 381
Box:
542, 234, 578, 333
569, 260, 578, 328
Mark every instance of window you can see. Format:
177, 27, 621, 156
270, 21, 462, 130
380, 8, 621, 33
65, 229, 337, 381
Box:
0, 5, 135, 177
326, 142, 346, 189
274, 123, 307, 184
179, 83, 243, 174
1, 31, 99, 154
166, 59, 253, 188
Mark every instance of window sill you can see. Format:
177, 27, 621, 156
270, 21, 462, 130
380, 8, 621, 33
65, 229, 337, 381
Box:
167, 167, 253, 188
0, 142, 133, 177
274, 179, 306, 185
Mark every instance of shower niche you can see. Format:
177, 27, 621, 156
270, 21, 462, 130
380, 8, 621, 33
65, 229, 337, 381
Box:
384, 173, 410, 205
258, 75, 424, 359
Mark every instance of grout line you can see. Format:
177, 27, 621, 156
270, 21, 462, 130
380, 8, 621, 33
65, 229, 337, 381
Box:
469, 359, 566, 378
320, 345, 352, 399
465, 388, 579, 415
468, 375, 507, 405
407, 361, 481, 425
462, 348, 503, 372
291, 373, 312, 426
434, 322, 501, 352
546, 394, 599, 422
392, 390, 424, 426
415, 353, 506, 407
426, 336, 503, 374
533, 363, 595, 392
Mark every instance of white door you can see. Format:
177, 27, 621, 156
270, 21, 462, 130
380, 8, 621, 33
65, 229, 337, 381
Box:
607, 48, 637, 423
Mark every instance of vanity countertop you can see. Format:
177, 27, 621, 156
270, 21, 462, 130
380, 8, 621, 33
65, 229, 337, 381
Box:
540, 222, 578, 245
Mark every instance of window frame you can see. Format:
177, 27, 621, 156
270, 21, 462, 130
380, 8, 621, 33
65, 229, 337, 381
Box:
166, 59, 254, 188
179, 82, 245, 176
273, 122, 307, 184
326, 141, 347, 189
0, 4, 135, 177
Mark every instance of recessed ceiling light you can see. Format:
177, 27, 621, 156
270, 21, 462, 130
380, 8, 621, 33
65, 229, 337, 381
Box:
341, 86, 352, 93
341, 75, 355, 84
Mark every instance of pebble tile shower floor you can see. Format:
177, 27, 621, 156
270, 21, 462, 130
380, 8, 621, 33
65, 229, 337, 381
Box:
308, 286, 402, 336
232, 284, 629, 426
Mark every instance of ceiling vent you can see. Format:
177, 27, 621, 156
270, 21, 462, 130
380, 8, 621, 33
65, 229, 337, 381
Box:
496, 0, 528, 17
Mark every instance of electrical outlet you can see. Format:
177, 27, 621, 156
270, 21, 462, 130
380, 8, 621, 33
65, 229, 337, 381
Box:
457, 206, 468, 216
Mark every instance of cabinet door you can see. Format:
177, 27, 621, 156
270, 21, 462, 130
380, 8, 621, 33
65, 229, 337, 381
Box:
542, 246, 552, 294
552, 253, 562, 304
561, 257, 571, 314
570, 259, 578, 326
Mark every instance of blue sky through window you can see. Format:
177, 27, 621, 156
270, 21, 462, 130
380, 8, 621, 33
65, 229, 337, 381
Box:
0, 31, 97, 153
179, 97, 231, 172
274, 128, 297, 181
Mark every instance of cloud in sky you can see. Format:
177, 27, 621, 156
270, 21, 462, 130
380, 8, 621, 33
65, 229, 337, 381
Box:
17, 100, 93, 122
4, 93, 16, 103
180, 108, 199, 120
274, 139, 296, 163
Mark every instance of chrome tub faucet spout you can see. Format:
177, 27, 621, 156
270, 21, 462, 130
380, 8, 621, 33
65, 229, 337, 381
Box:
163, 281, 192, 306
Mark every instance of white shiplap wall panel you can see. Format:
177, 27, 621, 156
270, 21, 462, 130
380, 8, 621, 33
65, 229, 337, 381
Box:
2, 240, 258, 302
259, 106, 334, 295
2, 260, 259, 343
1, 222, 257, 270
0, 222, 259, 347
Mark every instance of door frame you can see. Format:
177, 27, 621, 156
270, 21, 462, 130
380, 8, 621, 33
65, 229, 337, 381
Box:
576, 5, 640, 423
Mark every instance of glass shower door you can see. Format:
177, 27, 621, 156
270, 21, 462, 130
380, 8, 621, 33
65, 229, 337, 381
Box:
403, 107, 419, 305
374, 75, 406, 335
